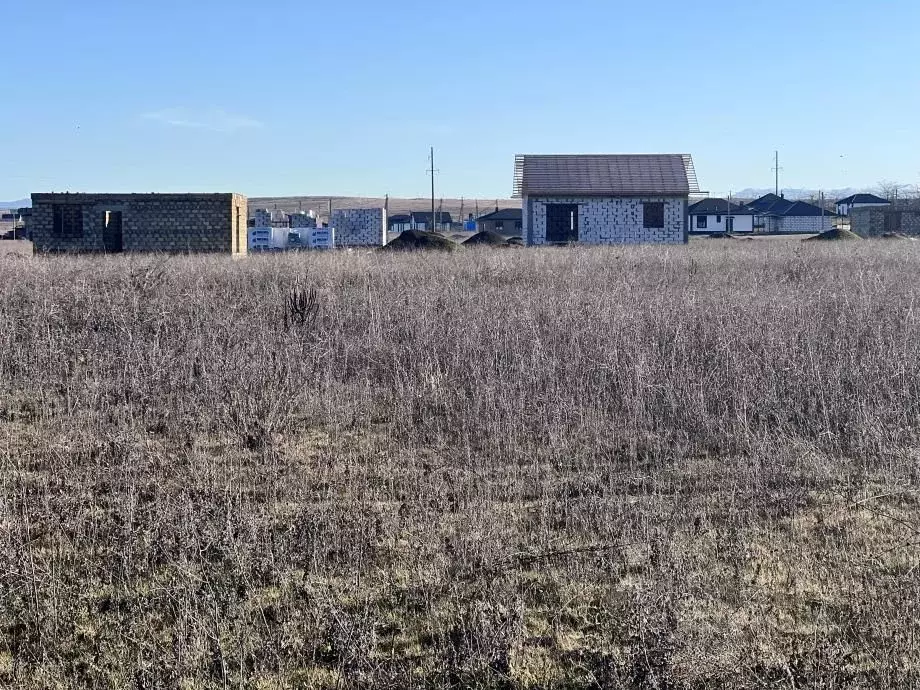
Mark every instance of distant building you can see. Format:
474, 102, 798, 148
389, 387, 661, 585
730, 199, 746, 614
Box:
835, 193, 890, 216
329, 208, 387, 247
248, 227, 289, 251
744, 193, 834, 233
28, 193, 248, 254
688, 198, 755, 233
408, 211, 452, 232
388, 213, 412, 233
850, 200, 920, 237
289, 211, 317, 229
0, 211, 16, 238
253, 208, 272, 227
476, 208, 523, 235
514, 153, 700, 245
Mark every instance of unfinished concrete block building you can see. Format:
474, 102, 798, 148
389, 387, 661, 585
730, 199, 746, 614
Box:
28, 193, 248, 254
329, 208, 387, 247
513, 154, 700, 245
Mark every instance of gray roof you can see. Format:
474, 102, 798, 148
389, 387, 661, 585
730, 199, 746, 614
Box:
477, 208, 522, 222
688, 198, 754, 215
513, 154, 700, 197
836, 193, 889, 205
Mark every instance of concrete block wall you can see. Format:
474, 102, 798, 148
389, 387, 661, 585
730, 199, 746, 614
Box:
289, 212, 317, 229
851, 206, 920, 237
29, 193, 247, 254
329, 208, 386, 247
524, 196, 686, 245
253, 209, 272, 227
774, 215, 833, 233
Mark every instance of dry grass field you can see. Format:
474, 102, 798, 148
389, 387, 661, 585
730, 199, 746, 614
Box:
1, 242, 920, 688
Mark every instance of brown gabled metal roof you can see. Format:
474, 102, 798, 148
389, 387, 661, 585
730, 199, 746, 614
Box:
512, 154, 699, 197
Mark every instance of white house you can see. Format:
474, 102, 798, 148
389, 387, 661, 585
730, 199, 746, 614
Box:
835, 193, 890, 217
688, 198, 755, 233
514, 154, 701, 245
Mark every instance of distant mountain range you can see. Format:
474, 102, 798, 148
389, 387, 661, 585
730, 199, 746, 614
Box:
0, 199, 29, 209
731, 188, 862, 201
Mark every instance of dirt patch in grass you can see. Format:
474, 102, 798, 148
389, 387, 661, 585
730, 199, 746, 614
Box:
804, 228, 862, 241
463, 231, 511, 247
379, 230, 462, 252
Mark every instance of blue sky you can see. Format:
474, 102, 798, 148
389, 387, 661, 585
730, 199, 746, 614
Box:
2, 0, 919, 200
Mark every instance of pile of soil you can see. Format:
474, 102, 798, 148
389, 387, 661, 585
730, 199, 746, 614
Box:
803, 228, 862, 242
463, 231, 510, 247
879, 232, 917, 240
706, 232, 735, 240
379, 230, 461, 252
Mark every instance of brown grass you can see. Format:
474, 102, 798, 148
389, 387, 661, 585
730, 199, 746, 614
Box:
1, 242, 920, 688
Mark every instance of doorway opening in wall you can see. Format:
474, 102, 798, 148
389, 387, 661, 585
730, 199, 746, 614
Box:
102, 211, 123, 253
546, 204, 579, 243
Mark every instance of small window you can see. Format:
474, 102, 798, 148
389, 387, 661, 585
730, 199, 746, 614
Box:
716, 215, 721, 223
643, 202, 664, 229
495, 221, 504, 231
515, 220, 522, 230
696, 215, 707, 229
52, 205, 84, 238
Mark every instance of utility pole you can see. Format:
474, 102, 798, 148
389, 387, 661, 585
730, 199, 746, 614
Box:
429, 147, 436, 232
773, 151, 780, 196
727, 191, 732, 234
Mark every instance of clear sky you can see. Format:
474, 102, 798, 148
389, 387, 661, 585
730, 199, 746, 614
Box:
2, 0, 919, 200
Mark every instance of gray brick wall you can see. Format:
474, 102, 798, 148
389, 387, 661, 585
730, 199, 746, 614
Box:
29, 193, 247, 254
851, 205, 920, 237
329, 208, 386, 247
289, 212, 317, 229
766, 215, 834, 233
523, 196, 687, 245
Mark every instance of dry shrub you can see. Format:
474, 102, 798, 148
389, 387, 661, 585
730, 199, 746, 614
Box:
1, 242, 919, 688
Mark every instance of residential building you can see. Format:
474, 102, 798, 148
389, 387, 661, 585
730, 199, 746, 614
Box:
744, 194, 834, 233
514, 153, 700, 245
835, 193, 890, 216
28, 193, 248, 254
408, 211, 453, 232
688, 198, 755, 233
388, 214, 412, 233
476, 208, 523, 235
